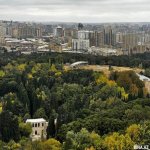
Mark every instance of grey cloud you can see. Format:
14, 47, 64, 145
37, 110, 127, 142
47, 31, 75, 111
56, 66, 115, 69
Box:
0, 0, 149, 6
0, 0, 150, 22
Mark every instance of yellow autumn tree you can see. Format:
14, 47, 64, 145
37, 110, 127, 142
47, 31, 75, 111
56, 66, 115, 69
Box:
17, 64, 26, 72
41, 138, 62, 150
103, 132, 134, 150
0, 70, 5, 77
126, 124, 141, 142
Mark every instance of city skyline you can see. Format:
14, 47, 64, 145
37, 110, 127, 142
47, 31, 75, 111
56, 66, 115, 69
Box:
0, 0, 150, 23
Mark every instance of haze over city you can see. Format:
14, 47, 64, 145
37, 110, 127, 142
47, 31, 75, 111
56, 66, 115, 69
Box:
0, 0, 150, 22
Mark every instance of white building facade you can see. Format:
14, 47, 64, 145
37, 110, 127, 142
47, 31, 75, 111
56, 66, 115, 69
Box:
72, 39, 89, 51
26, 118, 48, 141
0, 24, 6, 37
78, 31, 89, 39
72, 30, 90, 51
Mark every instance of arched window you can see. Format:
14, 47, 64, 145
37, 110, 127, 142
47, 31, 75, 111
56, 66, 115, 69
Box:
35, 130, 37, 135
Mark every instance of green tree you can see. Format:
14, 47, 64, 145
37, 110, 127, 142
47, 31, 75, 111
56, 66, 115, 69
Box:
33, 108, 47, 119
19, 122, 32, 138
0, 111, 20, 142
41, 138, 62, 150
140, 121, 150, 144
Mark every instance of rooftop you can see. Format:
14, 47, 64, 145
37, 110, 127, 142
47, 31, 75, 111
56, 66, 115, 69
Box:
26, 118, 46, 123
71, 61, 88, 67
137, 74, 150, 82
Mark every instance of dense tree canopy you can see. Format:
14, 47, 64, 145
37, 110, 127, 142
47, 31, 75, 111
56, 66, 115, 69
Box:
0, 52, 150, 149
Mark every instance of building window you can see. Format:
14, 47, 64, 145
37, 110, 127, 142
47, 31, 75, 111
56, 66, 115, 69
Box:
42, 123, 44, 127
35, 130, 37, 135
38, 123, 40, 127
35, 123, 37, 127
32, 123, 34, 127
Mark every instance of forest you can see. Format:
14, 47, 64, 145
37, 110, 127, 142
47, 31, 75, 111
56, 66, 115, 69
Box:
0, 52, 150, 150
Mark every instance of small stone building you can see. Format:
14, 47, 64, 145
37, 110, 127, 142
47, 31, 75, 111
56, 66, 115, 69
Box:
26, 118, 48, 141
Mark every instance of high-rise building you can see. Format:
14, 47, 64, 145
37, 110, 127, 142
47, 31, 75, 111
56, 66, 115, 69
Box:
89, 31, 104, 48
116, 32, 123, 43
55, 26, 64, 37
104, 26, 115, 47
64, 28, 72, 37
0, 24, 6, 37
36, 27, 43, 38
119, 31, 149, 55
11, 23, 43, 38
122, 32, 144, 50
78, 31, 89, 39
72, 39, 89, 51
89, 31, 95, 47
72, 29, 78, 39
72, 30, 90, 51
44, 25, 53, 34
95, 31, 105, 48
78, 23, 84, 30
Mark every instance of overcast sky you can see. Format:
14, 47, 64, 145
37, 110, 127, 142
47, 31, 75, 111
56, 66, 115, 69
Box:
0, 0, 150, 22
